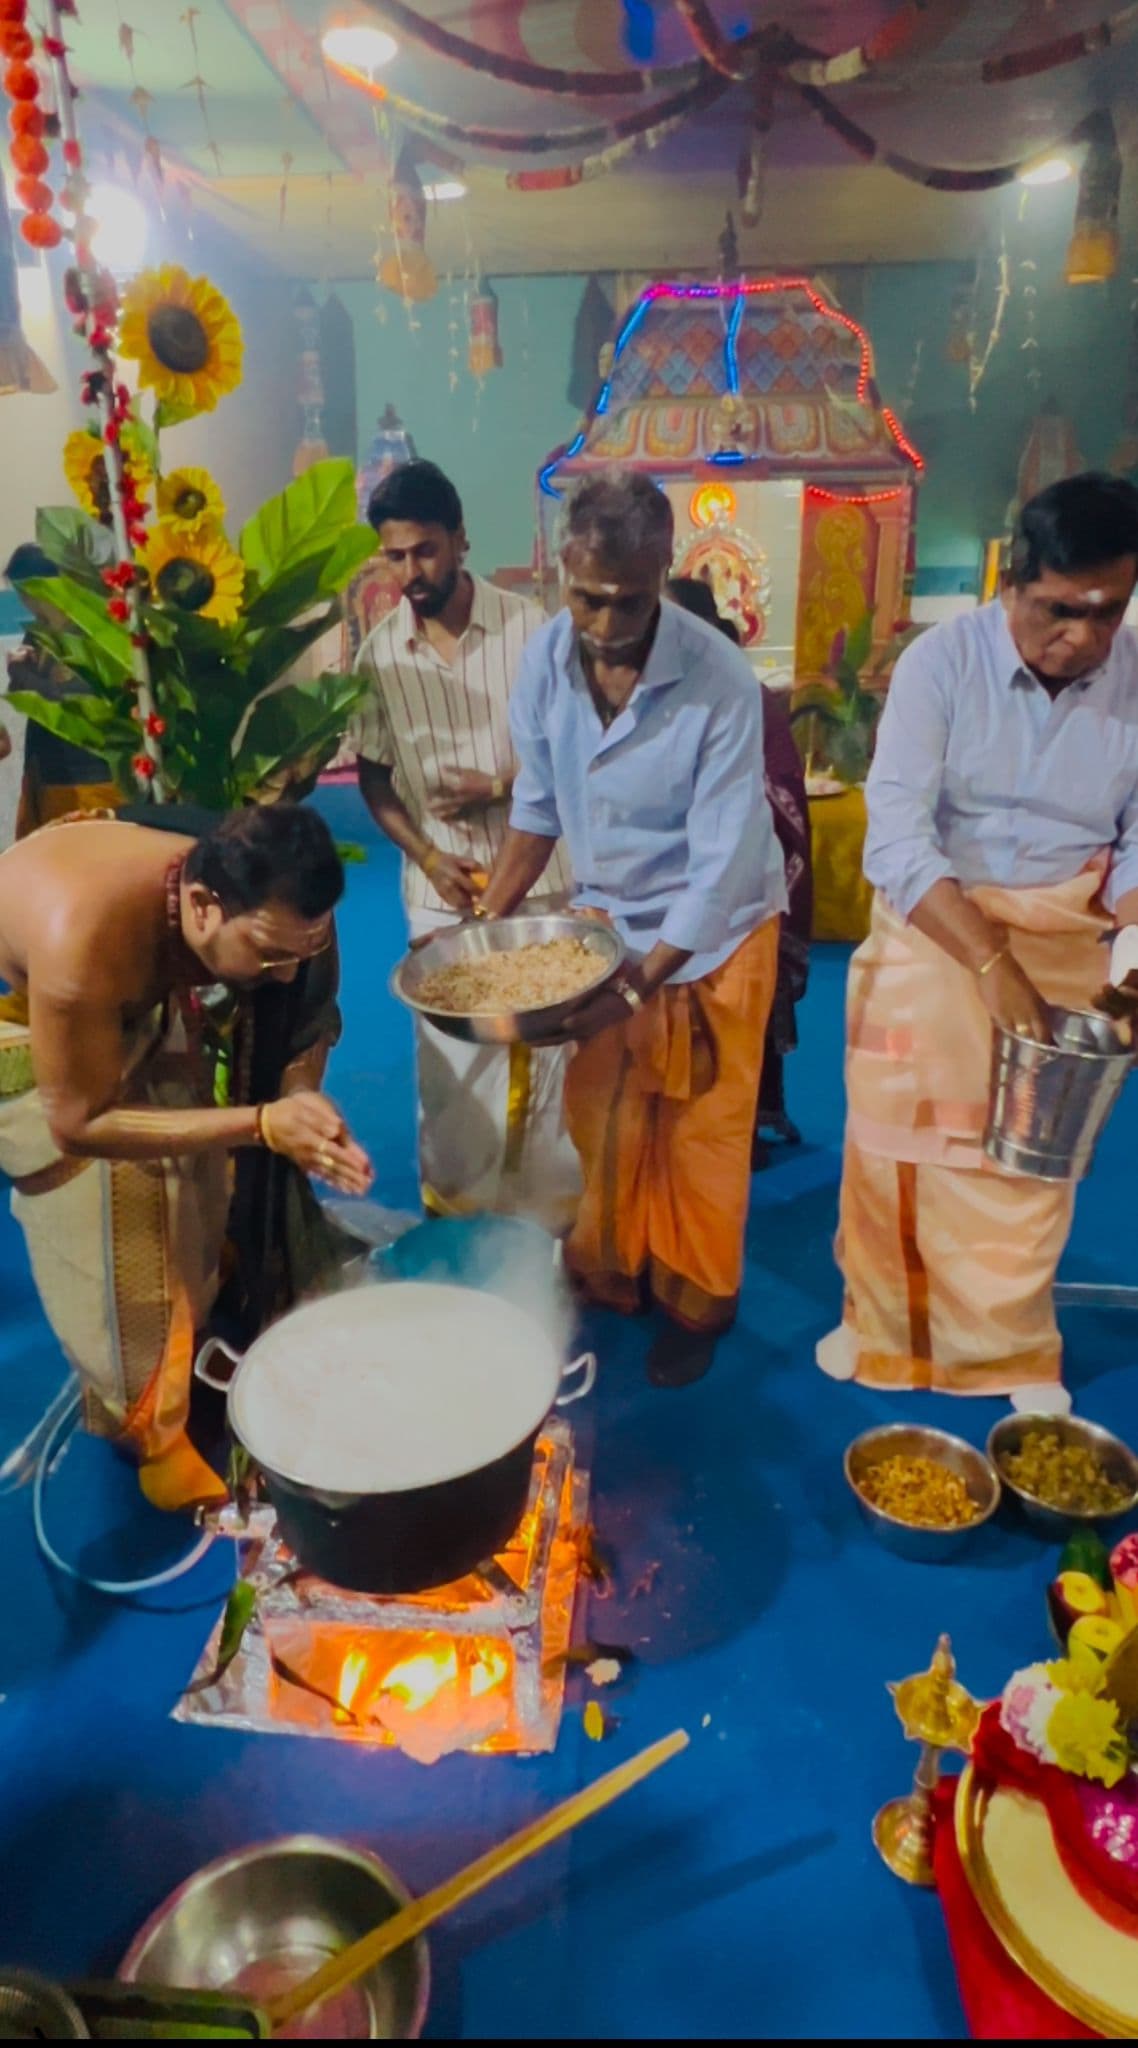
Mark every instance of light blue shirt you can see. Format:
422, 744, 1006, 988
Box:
864, 599, 1138, 920
508, 603, 786, 984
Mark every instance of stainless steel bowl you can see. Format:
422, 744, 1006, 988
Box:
0, 1972, 89, 2039
986, 1411, 1138, 1537
392, 912, 625, 1045
118, 1835, 429, 2041
844, 1423, 1002, 1564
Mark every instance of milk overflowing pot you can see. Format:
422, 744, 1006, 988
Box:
195, 1283, 595, 1594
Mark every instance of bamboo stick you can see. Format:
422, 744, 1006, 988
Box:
265, 1727, 689, 2029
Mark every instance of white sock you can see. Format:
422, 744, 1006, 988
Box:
1010, 1383, 1073, 1418
816, 1325, 859, 1381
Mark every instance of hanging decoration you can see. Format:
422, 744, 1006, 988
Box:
944, 274, 973, 364
1066, 111, 1122, 284
355, 0, 707, 96
116, 17, 164, 192
377, 144, 436, 302
674, 0, 753, 81
967, 230, 1010, 411
180, 6, 223, 176
1109, 276, 1138, 476
0, 156, 54, 393
1011, 399, 1086, 521
738, 71, 775, 230
784, 0, 967, 87
292, 285, 328, 477
468, 277, 502, 377
1018, 258, 1042, 397
3, 0, 62, 253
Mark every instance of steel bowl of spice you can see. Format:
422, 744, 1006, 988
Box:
844, 1424, 1002, 1564
986, 1413, 1138, 1537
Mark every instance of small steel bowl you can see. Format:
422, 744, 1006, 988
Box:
0, 1971, 89, 2039
844, 1423, 1002, 1564
393, 911, 625, 1046
986, 1412, 1138, 1537
118, 1835, 429, 2040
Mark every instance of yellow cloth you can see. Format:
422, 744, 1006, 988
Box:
838, 869, 1110, 1392
809, 787, 873, 943
563, 919, 779, 1333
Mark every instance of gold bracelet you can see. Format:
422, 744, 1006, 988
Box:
421, 845, 441, 877
977, 945, 1009, 979
259, 1101, 283, 1154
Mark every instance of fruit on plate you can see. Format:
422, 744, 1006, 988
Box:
1059, 1528, 1114, 1590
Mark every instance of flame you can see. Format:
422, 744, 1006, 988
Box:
379, 1643, 458, 1712
336, 1649, 370, 1715
470, 1648, 509, 1699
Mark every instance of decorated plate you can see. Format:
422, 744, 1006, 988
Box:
804, 774, 850, 800
954, 1764, 1138, 2038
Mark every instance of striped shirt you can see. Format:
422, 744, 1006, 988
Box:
349, 575, 572, 914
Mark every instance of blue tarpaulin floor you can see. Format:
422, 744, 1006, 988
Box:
2, 786, 1137, 2038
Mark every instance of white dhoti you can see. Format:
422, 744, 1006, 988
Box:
407, 907, 582, 1234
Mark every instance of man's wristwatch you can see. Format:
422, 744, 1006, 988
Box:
613, 974, 645, 1014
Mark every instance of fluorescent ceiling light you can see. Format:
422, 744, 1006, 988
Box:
88, 181, 148, 277
422, 179, 467, 203
321, 24, 398, 72
1018, 154, 1074, 188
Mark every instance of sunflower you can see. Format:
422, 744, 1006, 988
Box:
140, 520, 245, 627
118, 265, 243, 417
156, 466, 226, 536
63, 426, 153, 521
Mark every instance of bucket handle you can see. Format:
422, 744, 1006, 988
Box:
194, 1335, 244, 1393
556, 1351, 596, 1407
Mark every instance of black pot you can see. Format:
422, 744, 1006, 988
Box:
194, 1287, 594, 1595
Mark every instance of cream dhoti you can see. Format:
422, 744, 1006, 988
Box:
837, 866, 1110, 1394
407, 906, 581, 1234
0, 1002, 229, 1507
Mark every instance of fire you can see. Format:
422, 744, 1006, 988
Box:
379, 1642, 458, 1713
470, 1648, 509, 1699
336, 1648, 370, 1716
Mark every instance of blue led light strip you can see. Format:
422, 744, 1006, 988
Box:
724, 293, 744, 395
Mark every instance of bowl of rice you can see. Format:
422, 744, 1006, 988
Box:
845, 1423, 1002, 1564
392, 912, 626, 1045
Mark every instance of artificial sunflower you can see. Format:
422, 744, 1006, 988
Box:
118, 264, 243, 417
63, 426, 153, 521
157, 466, 226, 536
140, 520, 245, 627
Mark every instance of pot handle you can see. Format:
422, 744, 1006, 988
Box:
194, 1335, 244, 1392
555, 1351, 596, 1407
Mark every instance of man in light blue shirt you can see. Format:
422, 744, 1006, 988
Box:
824, 472, 1138, 1407
481, 471, 785, 1388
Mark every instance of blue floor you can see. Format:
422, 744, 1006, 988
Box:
2, 788, 1137, 2038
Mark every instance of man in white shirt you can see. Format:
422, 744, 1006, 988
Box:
350, 460, 579, 1227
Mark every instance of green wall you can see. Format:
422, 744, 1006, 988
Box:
335, 201, 1135, 592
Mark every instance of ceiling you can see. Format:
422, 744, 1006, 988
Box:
62, 0, 1138, 278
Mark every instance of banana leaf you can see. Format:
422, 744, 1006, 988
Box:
242, 607, 343, 698
19, 575, 134, 677
5, 689, 126, 768
34, 505, 113, 589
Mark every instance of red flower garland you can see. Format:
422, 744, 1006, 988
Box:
1, 3, 67, 249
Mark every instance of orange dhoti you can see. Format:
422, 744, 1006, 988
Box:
838, 869, 1110, 1393
564, 919, 779, 1332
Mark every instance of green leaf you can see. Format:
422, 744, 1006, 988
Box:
20, 576, 134, 676
239, 459, 359, 585
26, 626, 130, 696
34, 506, 113, 589
844, 610, 874, 678
154, 394, 200, 432
335, 841, 368, 865
6, 688, 124, 754
240, 555, 342, 633
320, 522, 378, 594
243, 610, 341, 696
232, 670, 365, 800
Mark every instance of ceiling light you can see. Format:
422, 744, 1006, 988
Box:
1018, 154, 1074, 188
88, 182, 148, 278
321, 24, 398, 73
422, 179, 467, 203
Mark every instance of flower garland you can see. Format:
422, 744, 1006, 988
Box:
1000, 1658, 1131, 1790
1, 0, 167, 794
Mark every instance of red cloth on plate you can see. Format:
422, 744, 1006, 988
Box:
932, 1776, 1099, 2040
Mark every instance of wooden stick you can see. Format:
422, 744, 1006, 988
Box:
265, 1727, 689, 2029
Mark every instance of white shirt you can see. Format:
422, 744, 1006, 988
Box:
349, 575, 572, 914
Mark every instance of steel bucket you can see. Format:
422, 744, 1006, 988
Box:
984, 1007, 1134, 1182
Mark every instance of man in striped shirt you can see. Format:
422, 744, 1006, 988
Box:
349, 460, 579, 1227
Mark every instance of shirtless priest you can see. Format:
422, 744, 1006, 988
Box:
0, 807, 371, 1509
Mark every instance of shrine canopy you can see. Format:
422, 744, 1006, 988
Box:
536, 277, 924, 685
540, 276, 923, 498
